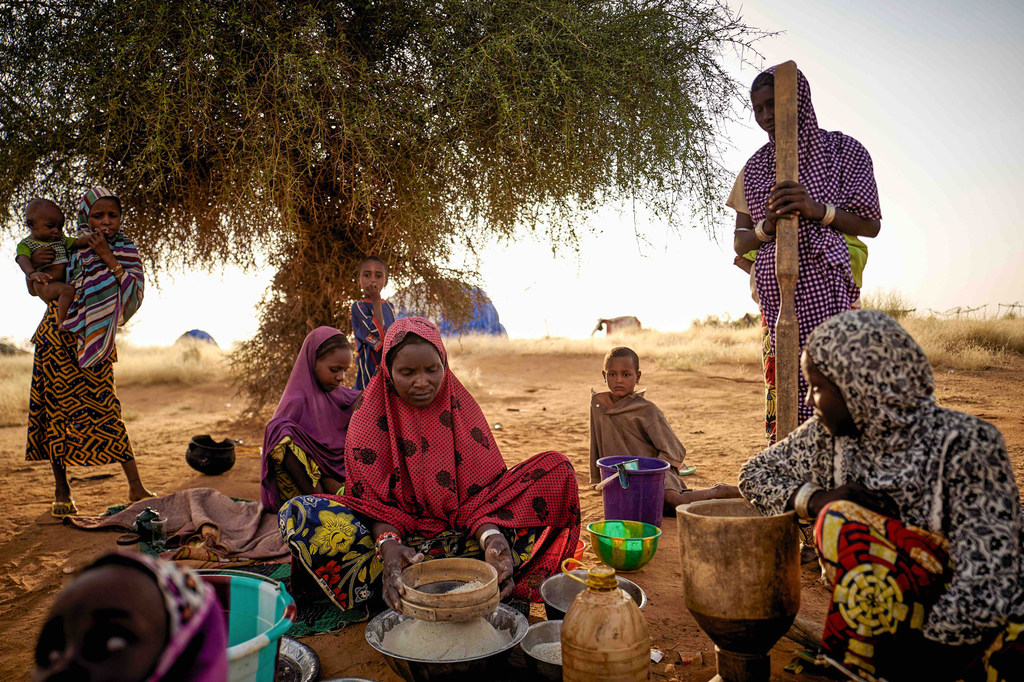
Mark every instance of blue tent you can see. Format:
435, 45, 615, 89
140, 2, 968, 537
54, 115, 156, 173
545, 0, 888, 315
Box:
395, 285, 507, 337
176, 329, 219, 346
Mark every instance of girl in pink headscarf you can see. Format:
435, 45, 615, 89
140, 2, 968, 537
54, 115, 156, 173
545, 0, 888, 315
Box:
260, 327, 361, 511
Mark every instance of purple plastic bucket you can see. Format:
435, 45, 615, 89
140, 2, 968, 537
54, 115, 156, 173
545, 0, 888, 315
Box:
597, 456, 669, 528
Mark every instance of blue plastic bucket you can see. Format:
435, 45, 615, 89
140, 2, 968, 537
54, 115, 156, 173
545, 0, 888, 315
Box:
597, 455, 670, 528
200, 570, 296, 682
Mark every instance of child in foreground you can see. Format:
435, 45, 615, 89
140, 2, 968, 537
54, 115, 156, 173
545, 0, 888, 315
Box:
351, 255, 397, 390
590, 347, 742, 513
15, 198, 90, 324
33, 551, 227, 681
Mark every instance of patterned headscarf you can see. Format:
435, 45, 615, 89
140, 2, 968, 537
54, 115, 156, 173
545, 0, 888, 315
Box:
806, 309, 935, 443
745, 67, 883, 422
64, 186, 145, 367
341, 317, 580, 539
740, 309, 1024, 645
84, 552, 227, 682
76, 185, 117, 231
260, 326, 360, 510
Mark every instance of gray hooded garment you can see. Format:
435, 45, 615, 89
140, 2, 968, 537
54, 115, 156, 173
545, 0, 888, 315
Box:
739, 310, 1024, 645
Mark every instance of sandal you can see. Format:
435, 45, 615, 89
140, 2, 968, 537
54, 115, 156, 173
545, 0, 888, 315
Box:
678, 465, 697, 476
51, 499, 78, 518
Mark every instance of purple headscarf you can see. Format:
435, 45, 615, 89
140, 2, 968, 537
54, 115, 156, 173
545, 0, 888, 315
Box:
87, 552, 228, 682
745, 67, 882, 421
260, 326, 360, 510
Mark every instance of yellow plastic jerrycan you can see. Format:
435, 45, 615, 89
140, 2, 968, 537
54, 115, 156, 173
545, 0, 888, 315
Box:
560, 560, 650, 681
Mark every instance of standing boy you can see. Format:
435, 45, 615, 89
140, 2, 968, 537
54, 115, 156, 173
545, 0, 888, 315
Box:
351, 256, 397, 389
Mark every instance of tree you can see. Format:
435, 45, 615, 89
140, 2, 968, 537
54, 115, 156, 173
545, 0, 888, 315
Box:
0, 0, 758, 410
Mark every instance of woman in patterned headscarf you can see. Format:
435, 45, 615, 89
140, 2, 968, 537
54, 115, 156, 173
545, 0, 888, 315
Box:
739, 310, 1023, 681
26, 186, 152, 517
729, 67, 882, 444
33, 551, 228, 681
280, 317, 581, 613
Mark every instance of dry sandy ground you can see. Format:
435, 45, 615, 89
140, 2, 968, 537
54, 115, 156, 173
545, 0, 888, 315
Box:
1, 352, 1022, 680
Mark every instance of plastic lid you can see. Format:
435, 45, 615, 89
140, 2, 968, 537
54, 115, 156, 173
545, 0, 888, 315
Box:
587, 565, 618, 591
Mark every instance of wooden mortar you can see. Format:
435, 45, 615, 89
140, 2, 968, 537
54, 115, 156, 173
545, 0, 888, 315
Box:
677, 499, 800, 682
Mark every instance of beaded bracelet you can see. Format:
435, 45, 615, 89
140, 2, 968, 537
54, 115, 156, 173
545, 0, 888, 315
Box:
374, 531, 401, 558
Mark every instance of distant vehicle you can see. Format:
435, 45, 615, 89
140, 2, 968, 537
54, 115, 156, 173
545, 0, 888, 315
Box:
592, 316, 641, 335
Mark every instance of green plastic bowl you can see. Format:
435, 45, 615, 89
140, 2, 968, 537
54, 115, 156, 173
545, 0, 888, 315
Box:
587, 520, 661, 573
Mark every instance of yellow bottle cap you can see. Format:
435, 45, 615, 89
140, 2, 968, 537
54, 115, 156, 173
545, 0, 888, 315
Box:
587, 565, 618, 591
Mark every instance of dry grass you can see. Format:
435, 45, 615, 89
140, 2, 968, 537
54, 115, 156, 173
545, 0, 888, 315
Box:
114, 342, 228, 387
901, 317, 1024, 370
0, 341, 227, 427
0, 351, 33, 427
447, 315, 1024, 374
446, 326, 763, 371
2, 314, 1021, 427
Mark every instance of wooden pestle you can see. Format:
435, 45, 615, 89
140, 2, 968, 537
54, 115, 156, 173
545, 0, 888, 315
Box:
773, 60, 800, 440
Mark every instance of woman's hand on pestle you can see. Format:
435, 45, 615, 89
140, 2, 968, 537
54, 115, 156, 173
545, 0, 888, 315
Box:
767, 180, 824, 222
809, 482, 900, 520
480, 530, 516, 599
380, 541, 423, 613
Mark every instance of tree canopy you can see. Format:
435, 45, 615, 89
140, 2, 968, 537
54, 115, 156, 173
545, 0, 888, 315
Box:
0, 0, 758, 409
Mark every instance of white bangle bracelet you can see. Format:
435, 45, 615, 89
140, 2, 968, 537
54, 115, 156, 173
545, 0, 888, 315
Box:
754, 219, 775, 243
793, 482, 823, 521
821, 203, 836, 226
478, 528, 503, 548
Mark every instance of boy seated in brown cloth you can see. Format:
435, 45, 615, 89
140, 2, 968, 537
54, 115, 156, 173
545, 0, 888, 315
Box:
590, 347, 742, 513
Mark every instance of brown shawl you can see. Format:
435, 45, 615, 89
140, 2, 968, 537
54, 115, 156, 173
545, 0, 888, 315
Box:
589, 389, 686, 491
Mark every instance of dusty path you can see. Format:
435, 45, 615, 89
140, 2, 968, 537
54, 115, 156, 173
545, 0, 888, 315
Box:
1, 354, 1021, 680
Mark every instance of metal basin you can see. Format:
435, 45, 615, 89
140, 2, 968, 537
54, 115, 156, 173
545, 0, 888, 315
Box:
365, 603, 528, 681
520, 619, 562, 681
539, 569, 647, 621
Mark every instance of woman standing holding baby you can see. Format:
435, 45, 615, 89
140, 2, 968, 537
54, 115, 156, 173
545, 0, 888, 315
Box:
25, 186, 152, 516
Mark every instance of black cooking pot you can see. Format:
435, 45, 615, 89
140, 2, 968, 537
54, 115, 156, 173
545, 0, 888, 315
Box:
186, 435, 236, 475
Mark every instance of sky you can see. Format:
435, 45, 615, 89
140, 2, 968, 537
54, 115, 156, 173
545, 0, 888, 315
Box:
3, 0, 1022, 346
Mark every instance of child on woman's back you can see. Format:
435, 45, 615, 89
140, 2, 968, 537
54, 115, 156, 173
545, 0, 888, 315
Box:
351, 256, 397, 389
590, 347, 742, 513
14, 199, 89, 324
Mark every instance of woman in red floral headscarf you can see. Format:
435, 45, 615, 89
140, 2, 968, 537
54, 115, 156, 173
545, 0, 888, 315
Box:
279, 317, 581, 613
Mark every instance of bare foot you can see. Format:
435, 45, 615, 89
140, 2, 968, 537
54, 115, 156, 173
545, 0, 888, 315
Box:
128, 483, 155, 502
665, 483, 744, 513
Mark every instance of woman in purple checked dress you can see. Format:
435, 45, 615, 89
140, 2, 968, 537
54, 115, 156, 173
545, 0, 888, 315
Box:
730, 67, 883, 443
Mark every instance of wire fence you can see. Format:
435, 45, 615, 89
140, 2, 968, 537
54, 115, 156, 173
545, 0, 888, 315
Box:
922, 303, 1024, 320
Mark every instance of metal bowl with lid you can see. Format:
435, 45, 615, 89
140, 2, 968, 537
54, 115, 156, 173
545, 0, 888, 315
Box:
539, 569, 647, 621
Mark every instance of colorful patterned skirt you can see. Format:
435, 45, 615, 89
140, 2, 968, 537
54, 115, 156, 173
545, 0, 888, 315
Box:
26, 302, 134, 466
761, 313, 777, 445
279, 496, 555, 612
814, 500, 1023, 681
